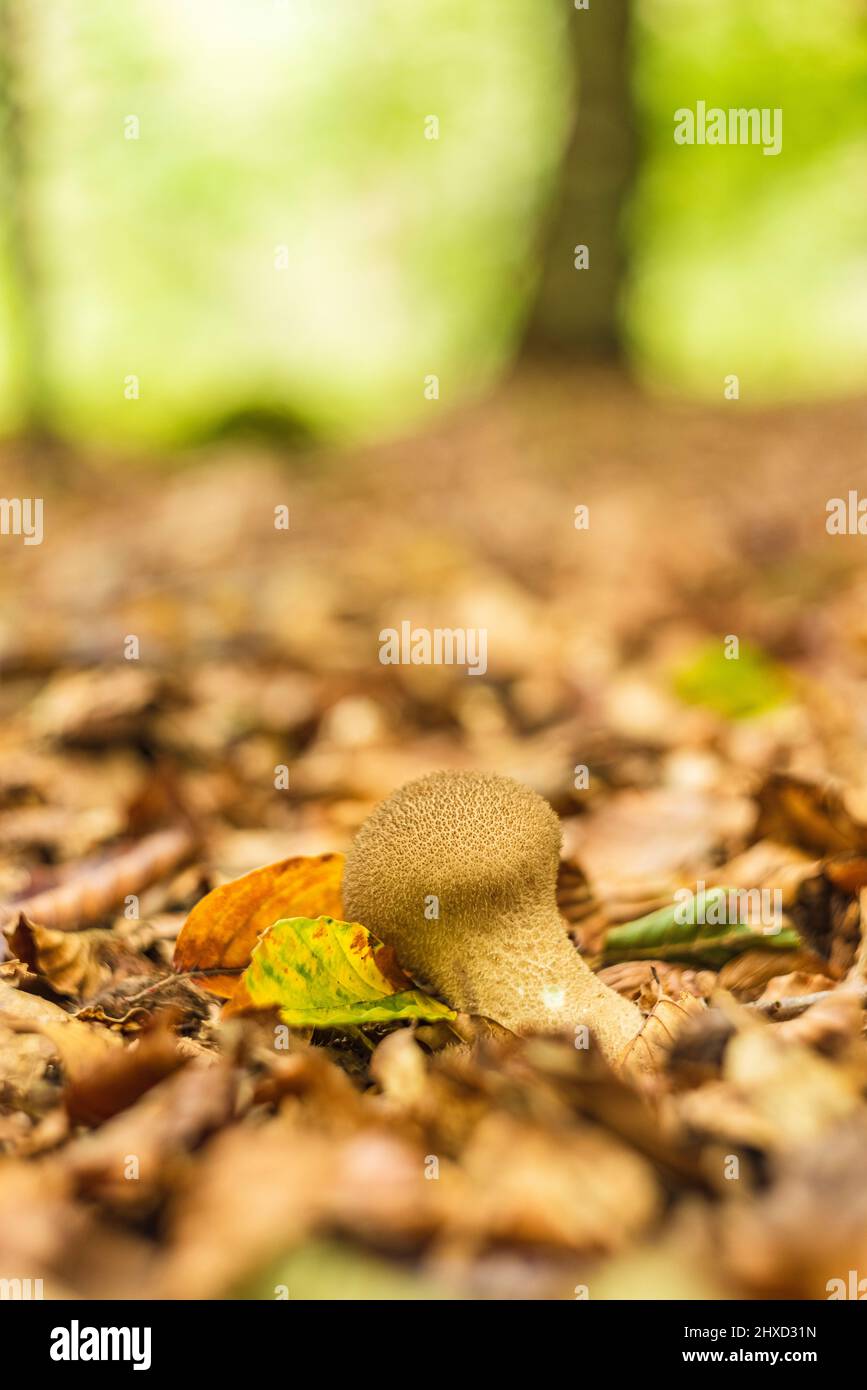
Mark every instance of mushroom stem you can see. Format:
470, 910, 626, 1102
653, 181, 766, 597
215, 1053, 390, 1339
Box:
453, 901, 643, 1060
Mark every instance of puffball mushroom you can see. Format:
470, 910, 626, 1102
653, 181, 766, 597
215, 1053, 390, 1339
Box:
343, 771, 643, 1066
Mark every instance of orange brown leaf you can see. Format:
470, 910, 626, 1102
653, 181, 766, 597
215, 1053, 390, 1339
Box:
173, 853, 344, 997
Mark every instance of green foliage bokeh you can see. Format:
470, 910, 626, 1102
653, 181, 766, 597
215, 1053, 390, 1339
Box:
1, 0, 865, 448
628, 0, 867, 402
0, 0, 571, 446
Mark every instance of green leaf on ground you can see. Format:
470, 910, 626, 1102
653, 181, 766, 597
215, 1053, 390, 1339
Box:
671, 640, 792, 719
602, 886, 801, 969
236, 1239, 457, 1301
237, 915, 456, 1028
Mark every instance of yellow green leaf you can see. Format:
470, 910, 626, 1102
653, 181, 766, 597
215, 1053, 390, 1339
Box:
671, 640, 792, 720
232, 915, 456, 1028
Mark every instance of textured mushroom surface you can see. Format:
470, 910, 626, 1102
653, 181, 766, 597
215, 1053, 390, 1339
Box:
343, 771, 643, 1064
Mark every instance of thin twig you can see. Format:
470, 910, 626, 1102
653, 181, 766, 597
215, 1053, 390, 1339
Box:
747, 985, 867, 1023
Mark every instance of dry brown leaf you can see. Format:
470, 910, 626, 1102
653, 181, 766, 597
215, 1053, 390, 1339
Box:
159, 1113, 442, 1298
172, 852, 344, 997
449, 1112, 660, 1252
5, 916, 156, 1001
246, 1031, 361, 1111
664, 1008, 738, 1086
0, 1160, 84, 1297
63, 1011, 190, 1127
713, 838, 817, 901
790, 854, 867, 976
61, 1058, 238, 1207
589, 1207, 732, 1301
621, 991, 707, 1074
74, 966, 214, 1034
0, 956, 34, 988
598, 960, 717, 1004
370, 1027, 429, 1109
756, 773, 867, 856
28, 667, 165, 742
0, 1105, 69, 1158
0, 826, 196, 933
717, 947, 829, 999
0, 1023, 60, 1117
0, 980, 120, 1072
565, 788, 752, 903
757, 970, 837, 1002
555, 856, 608, 951
722, 1116, 867, 1298
774, 985, 865, 1053
0, 979, 121, 1116
675, 1078, 780, 1151
723, 1025, 862, 1146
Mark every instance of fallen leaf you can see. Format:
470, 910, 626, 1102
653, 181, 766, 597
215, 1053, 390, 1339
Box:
718, 947, 830, 999
370, 1028, 430, 1108
789, 854, 867, 976
724, 1025, 861, 1145
0, 980, 120, 1090
0, 827, 195, 933
671, 639, 792, 719
775, 986, 865, 1054
555, 857, 607, 952
722, 1115, 867, 1298
173, 853, 344, 998
0, 1023, 61, 1117
715, 838, 817, 900
590, 1207, 731, 1300
621, 992, 707, 1074
757, 970, 836, 1004
0, 1161, 85, 1296
227, 916, 456, 1028
158, 1112, 441, 1298
61, 1058, 238, 1208
565, 788, 752, 903
602, 887, 800, 969
76, 972, 213, 1034
63, 1012, 189, 1127
5, 916, 155, 1001
450, 1112, 660, 1252
28, 667, 165, 743
237, 1238, 455, 1301
664, 1008, 737, 1085
756, 773, 867, 856
598, 960, 717, 1004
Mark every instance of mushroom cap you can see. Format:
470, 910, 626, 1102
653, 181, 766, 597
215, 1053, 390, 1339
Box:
344, 770, 563, 933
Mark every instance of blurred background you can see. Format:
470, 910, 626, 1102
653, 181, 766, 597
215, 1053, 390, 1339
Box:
0, 0, 866, 858
0, 0, 865, 450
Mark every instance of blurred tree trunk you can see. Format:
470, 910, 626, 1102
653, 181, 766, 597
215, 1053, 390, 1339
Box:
0, 0, 51, 439
524, 0, 635, 359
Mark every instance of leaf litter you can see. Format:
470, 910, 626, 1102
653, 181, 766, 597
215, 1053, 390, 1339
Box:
1, 372, 867, 1297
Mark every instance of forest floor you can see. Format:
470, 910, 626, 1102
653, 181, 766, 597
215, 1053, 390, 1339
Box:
2, 366, 867, 1299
